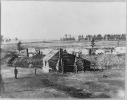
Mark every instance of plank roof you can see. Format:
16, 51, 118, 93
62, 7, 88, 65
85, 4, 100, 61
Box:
43, 50, 59, 61
40, 48, 53, 55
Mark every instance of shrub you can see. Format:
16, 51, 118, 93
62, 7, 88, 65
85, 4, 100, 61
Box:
96, 54, 125, 69
12, 57, 43, 68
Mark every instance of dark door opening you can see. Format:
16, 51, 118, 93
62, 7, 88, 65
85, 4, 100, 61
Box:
64, 65, 74, 73
83, 60, 91, 71
63, 60, 74, 73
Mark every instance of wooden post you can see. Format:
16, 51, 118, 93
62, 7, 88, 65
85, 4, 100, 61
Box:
0, 74, 5, 93
27, 48, 29, 57
62, 60, 64, 74
35, 67, 36, 75
75, 64, 77, 73
60, 48, 64, 74
89, 49, 91, 56
39, 50, 40, 54
94, 63, 95, 72
59, 49, 61, 73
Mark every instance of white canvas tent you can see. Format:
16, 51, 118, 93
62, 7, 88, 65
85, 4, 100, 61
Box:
95, 49, 105, 55
28, 48, 36, 53
113, 46, 126, 54
66, 48, 74, 54
81, 49, 89, 55
73, 48, 81, 52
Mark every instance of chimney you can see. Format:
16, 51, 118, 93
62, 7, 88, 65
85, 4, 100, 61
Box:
59, 48, 63, 59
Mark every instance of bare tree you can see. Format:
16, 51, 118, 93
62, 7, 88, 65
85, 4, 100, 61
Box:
65, 34, 67, 38
17, 41, 23, 52
15, 37, 18, 41
91, 37, 95, 54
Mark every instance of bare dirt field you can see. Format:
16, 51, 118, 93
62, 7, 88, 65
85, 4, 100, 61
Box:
2, 40, 126, 50
1, 64, 125, 98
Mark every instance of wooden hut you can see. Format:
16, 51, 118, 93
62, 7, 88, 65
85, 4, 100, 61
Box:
26, 48, 36, 57
113, 46, 126, 54
76, 57, 91, 71
42, 49, 91, 73
62, 51, 76, 73
42, 50, 59, 73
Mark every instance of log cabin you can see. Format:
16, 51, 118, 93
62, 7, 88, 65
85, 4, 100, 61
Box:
42, 49, 91, 73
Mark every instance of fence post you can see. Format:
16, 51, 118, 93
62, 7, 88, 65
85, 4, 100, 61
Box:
27, 48, 29, 57
35, 67, 36, 75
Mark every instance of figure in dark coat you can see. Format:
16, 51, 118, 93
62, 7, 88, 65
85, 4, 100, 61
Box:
14, 67, 18, 79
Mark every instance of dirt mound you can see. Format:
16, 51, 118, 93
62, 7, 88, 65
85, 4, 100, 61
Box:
12, 56, 43, 68
32, 53, 45, 59
1, 50, 18, 65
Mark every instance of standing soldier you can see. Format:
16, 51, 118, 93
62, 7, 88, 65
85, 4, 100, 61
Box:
14, 67, 18, 79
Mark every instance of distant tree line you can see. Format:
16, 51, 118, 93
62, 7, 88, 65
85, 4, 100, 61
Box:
85, 34, 126, 41
60, 34, 75, 41
0, 35, 19, 42
61, 34, 126, 41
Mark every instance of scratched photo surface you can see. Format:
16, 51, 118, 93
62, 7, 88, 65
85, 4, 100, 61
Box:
1, 0, 126, 99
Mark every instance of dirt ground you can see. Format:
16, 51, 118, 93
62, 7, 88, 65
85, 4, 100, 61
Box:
1, 40, 125, 98
1, 64, 125, 98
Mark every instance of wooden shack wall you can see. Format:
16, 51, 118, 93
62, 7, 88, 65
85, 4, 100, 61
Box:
48, 52, 59, 71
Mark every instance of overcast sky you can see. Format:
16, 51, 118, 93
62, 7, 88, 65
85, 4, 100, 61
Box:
1, 1, 126, 40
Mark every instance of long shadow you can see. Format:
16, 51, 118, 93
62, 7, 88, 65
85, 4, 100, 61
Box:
88, 69, 101, 71
18, 76, 33, 79
4, 89, 33, 93
41, 78, 92, 98
3, 72, 111, 98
